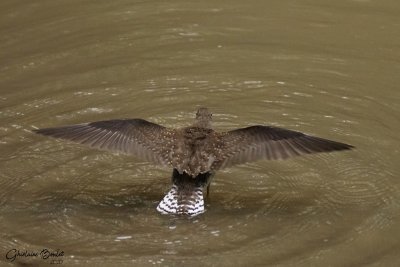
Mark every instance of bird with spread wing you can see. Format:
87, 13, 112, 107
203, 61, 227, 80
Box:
33, 107, 353, 216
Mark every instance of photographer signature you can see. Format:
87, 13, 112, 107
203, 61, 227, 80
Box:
5, 248, 64, 264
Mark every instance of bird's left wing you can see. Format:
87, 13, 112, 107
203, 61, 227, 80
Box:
33, 119, 177, 167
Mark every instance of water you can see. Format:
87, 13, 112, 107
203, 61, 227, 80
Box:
1, 0, 400, 266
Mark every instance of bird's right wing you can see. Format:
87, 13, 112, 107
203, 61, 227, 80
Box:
212, 125, 353, 170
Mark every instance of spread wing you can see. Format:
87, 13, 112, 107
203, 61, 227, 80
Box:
212, 125, 353, 170
33, 119, 177, 167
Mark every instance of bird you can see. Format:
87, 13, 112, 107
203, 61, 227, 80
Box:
33, 107, 353, 216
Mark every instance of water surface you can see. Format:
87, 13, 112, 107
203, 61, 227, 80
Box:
1, 0, 400, 266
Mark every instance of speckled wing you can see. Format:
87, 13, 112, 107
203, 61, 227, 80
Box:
212, 125, 354, 170
33, 119, 177, 167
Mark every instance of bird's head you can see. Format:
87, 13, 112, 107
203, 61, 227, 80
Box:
195, 107, 212, 128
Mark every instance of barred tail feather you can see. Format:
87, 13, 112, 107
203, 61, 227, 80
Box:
157, 185, 205, 216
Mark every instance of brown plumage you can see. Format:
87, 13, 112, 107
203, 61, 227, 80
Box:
33, 107, 353, 216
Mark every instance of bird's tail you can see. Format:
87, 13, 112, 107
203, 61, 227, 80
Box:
157, 184, 205, 216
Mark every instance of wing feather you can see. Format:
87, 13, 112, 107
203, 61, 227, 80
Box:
212, 125, 353, 170
33, 119, 177, 167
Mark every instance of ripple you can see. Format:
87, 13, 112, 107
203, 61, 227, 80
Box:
1, 0, 400, 265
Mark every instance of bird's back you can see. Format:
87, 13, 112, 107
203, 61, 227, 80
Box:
171, 126, 220, 176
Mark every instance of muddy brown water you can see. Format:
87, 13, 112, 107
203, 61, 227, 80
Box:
1, 0, 400, 266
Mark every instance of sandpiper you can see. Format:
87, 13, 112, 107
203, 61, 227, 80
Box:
34, 107, 353, 216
